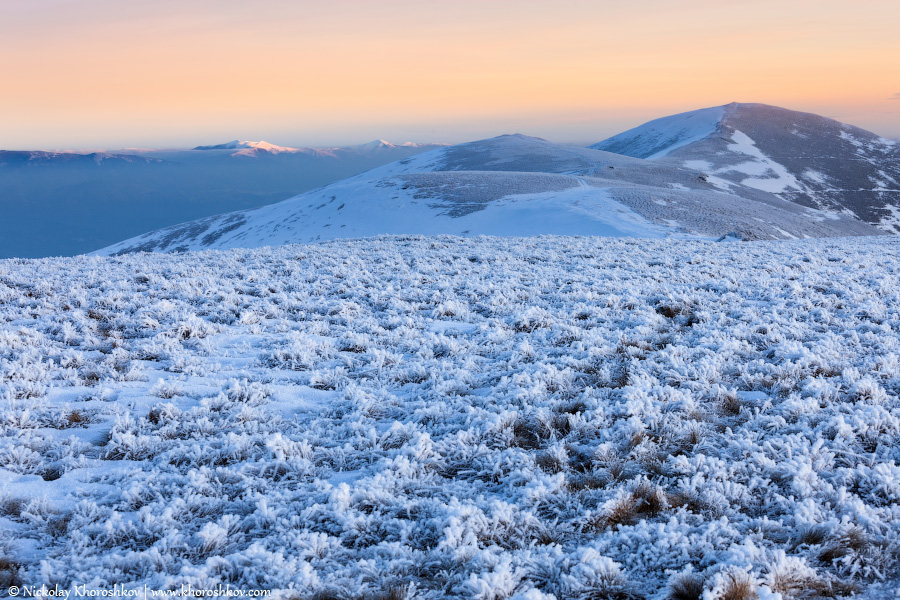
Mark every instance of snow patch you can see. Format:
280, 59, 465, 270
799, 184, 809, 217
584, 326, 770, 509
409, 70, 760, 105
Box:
801, 169, 829, 184
720, 130, 804, 194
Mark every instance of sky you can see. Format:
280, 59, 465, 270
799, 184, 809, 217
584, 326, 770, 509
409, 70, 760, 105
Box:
2, 0, 899, 149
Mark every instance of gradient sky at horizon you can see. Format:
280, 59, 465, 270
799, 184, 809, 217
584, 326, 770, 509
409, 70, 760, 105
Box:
2, 0, 899, 149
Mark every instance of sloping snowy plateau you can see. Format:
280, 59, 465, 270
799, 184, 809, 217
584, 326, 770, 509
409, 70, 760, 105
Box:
2, 235, 900, 598
97, 123, 883, 256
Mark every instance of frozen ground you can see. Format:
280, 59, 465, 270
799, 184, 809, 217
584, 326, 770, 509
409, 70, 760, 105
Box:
2, 235, 900, 599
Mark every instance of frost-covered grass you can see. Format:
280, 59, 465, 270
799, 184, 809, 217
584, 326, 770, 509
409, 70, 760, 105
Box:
1, 235, 900, 599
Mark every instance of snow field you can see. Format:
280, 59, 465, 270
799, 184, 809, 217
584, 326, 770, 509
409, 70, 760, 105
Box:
1, 235, 900, 598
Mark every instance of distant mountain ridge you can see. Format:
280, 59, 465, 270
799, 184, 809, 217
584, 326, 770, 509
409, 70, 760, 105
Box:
193, 140, 303, 154
592, 102, 900, 232
96, 131, 881, 256
191, 139, 443, 158
0, 150, 162, 166
6, 103, 899, 259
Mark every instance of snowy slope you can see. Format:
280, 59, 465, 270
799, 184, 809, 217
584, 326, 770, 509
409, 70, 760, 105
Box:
98, 174, 673, 254
96, 135, 880, 255
589, 106, 725, 159
592, 103, 900, 232
0, 141, 445, 259
3, 235, 900, 597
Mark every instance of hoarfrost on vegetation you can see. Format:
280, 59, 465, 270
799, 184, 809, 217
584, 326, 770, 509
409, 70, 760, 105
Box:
1, 235, 900, 598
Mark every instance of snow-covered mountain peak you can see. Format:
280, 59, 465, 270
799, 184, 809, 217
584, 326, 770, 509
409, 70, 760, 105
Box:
350, 140, 451, 151
352, 139, 398, 151
193, 140, 302, 156
239, 140, 301, 153
593, 103, 900, 232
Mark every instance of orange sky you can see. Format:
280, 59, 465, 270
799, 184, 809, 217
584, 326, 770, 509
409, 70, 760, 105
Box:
2, 0, 898, 148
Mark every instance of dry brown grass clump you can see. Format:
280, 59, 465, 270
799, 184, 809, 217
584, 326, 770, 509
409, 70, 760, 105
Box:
41, 465, 64, 482
590, 480, 668, 530
0, 556, 22, 588
770, 571, 858, 599
667, 489, 708, 515
593, 447, 629, 483
793, 524, 829, 548
667, 571, 705, 600
655, 302, 700, 326
566, 472, 605, 491
512, 416, 545, 449
817, 526, 868, 565
719, 392, 742, 417
66, 409, 89, 426
0, 497, 24, 518
718, 571, 756, 600
46, 513, 73, 538
535, 450, 567, 474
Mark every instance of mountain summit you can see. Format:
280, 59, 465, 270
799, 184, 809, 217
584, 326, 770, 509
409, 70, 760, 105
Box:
193, 140, 303, 156
592, 103, 900, 232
